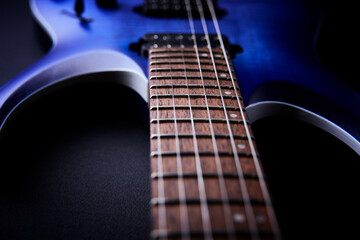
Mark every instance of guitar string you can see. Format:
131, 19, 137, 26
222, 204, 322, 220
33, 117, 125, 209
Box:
195, 0, 260, 239
165, 28, 191, 239
152, 48, 168, 239
182, 1, 213, 239
205, 0, 282, 238
184, 0, 236, 239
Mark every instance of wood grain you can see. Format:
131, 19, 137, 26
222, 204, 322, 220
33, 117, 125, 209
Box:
149, 47, 278, 239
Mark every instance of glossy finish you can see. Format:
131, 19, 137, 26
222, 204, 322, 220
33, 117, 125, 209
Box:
0, 0, 359, 153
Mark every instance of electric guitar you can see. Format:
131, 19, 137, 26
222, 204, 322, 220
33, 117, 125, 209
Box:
0, 0, 359, 239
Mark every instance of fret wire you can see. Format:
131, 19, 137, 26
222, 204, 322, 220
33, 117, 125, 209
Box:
151, 197, 266, 206
149, 48, 223, 54
196, 0, 259, 238
150, 150, 256, 158
151, 229, 277, 239
152, 52, 168, 237
150, 67, 233, 74
185, 0, 234, 239
151, 172, 260, 180
164, 43, 191, 240
150, 60, 229, 66
149, 84, 239, 90
149, 75, 236, 81
150, 105, 243, 112
150, 118, 248, 124
150, 133, 251, 140
150, 93, 240, 99
206, 0, 282, 238
150, 54, 227, 60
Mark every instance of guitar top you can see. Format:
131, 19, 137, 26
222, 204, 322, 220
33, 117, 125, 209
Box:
0, 0, 359, 154
0, 0, 359, 239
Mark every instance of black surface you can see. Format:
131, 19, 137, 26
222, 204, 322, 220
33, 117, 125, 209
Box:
0, 1, 359, 240
0, 1, 151, 239
0, 83, 151, 240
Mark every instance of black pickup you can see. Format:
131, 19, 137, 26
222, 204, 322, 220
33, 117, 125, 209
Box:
130, 33, 243, 58
134, 0, 226, 18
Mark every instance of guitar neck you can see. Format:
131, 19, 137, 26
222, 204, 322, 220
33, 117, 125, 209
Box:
148, 46, 280, 239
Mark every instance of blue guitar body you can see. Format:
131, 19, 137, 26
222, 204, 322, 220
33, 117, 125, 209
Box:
0, 0, 359, 239
0, 0, 359, 154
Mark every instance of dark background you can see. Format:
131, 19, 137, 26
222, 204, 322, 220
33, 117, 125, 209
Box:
0, 0, 359, 239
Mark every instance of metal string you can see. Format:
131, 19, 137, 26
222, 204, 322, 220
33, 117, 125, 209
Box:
205, 0, 282, 239
184, 0, 237, 239
195, 0, 261, 239
152, 51, 167, 238
182, 1, 214, 239
165, 31, 191, 240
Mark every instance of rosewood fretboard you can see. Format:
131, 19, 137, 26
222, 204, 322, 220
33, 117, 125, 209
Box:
148, 46, 280, 239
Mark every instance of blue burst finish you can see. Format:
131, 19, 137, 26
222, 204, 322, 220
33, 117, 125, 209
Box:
0, 0, 359, 154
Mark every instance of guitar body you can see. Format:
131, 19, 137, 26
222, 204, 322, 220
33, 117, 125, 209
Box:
0, 0, 359, 239
0, 0, 359, 153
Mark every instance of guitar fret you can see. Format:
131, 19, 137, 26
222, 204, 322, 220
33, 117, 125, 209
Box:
149, 75, 233, 81
150, 105, 243, 111
149, 48, 224, 54
150, 60, 229, 66
150, 150, 256, 158
150, 118, 249, 124
149, 84, 239, 90
150, 229, 277, 239
149, 75, 235, 81
150, 93, 240, 99
151, 172, 260, 180
150, 67, 233, 74
150, 54, 226, 60
151, 133, 252, 139
151, 197, 267, 206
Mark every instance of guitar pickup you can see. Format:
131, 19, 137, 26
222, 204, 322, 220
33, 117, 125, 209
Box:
129, 33, 243, 58
134, 0, 226, 19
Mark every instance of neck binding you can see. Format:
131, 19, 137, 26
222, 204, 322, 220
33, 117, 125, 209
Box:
148, 45, 280, 239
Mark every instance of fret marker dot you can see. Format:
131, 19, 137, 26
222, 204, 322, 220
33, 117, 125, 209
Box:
256, 214, 266, 223
220, 73, 227, 77
201, 53, 208, 57
230, 113, 237, 118
234, 213, 245, 223
237, 143, 246, 149
225, 91, 231, 95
